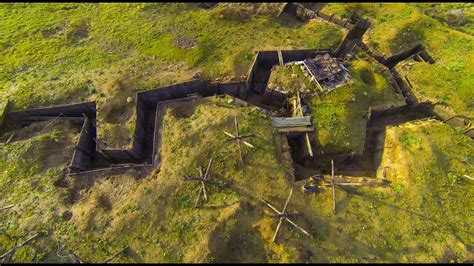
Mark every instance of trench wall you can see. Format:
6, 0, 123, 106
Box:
1, 66, 290, 173
283, 3, 355, 30
2, 12, 472, 176
3, 45, 318, 173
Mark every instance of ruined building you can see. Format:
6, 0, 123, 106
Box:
296, 53, 351, 92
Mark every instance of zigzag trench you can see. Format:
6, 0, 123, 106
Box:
2, 6, 468, 177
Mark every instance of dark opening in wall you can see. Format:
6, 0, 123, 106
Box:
288, 103, 436, 181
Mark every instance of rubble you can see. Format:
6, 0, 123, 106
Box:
296, 53, 351, 93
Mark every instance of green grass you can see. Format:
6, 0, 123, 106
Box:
321, 3, 474, 118
267, 63, 316, 95
0, 3, 473, 263
0, 98, 472, 263
0, 97, 294, 262
308, 54, 404, 154
0, 3, 344, 110
0, 2, 344, 148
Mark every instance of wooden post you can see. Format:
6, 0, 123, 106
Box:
305, 133, 313, 157
313, 77, 324, 93
277, 47, 284, 66
224, 117, 254, 165
331, 160, 336, 214
294, 91, 314, 158
186, 154, 218, 208
235, 117, 244, 164
198, 167, 207, 201
194, 188, 203, 208
5, 133, 15, 145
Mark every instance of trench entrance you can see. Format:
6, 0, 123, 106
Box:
290, 106, 434, 181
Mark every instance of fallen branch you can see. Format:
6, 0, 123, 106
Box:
38, 113, 65, 133
103, 246, 129, 263
463, 174, 474, 181
0, 232, 43, 260
0, 204, 14, 212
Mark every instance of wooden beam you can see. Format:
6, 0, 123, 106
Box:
323, 182, 380, 187
67, 164, 151, 176
292, 98, 298, 117
269, 213, 303, 219
271, 116, 311, 128
296, 91, 303, 116
313, 75, 325, 93
194, 188, 203, 208
0, 205, 14, 212
198, 167, 208, 201
204, 156, 215, 177
260, 198, 311, 239
277, 126, 314, 133
22, 115, 83, 122
103, 246, 129, 263
0, 232, 43, 260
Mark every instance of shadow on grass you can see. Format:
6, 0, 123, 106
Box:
341, 186, 472, 249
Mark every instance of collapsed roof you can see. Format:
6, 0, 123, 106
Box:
296, 53, 351, 93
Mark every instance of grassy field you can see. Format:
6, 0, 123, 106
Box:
0, 96, 292, 262
321, 3, 474, 119
0, 3, 473, 263
304, 120, 474, 263
1, 98, 472, 263
0, 3, 344, 148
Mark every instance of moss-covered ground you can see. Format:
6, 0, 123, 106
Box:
322, 3, 474, 118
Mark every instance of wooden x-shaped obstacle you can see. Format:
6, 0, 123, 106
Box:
184, 154, 229, 208
261, 188, 311, 242
224, 116, 255, 164
309, 160, 388, 214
